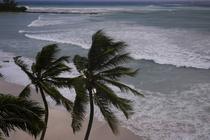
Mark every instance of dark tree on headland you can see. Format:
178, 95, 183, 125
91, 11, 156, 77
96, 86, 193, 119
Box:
0, 0, 27, 12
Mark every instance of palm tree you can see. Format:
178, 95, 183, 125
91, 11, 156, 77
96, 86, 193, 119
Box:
0, 93, 44, 140
0, 71, 44, 139
70, 30, 143, 140
14, 44, 73, 140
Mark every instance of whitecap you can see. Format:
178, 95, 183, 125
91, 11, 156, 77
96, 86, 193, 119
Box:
28, 15, 67, 27
23, 16, 210, 69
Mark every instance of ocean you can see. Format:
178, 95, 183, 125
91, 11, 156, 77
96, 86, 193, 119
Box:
0, 1, 210, 139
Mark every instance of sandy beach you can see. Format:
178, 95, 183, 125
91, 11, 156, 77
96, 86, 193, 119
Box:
0, 80, 141, 140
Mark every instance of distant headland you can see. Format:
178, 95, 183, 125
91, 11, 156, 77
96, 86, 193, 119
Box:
0, 0, 27, 12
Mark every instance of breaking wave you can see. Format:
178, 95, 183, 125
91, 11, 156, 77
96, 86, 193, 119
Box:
21, 14, 210, 69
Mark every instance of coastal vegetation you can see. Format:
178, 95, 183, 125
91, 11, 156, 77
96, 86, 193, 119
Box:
0, 0, 26, 12
70, 30, 143, 140
0, 73, 45, 140
0, 94, 45, 140
14, 44, 73, 140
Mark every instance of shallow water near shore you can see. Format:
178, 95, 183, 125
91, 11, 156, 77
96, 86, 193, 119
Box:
1, 3, 210, 140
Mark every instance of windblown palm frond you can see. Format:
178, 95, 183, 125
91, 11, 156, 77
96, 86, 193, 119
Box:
14, 44, 73, 140
34, 44, 59, 74
19, 84, 31, 99
40, 82, 73, 111
0, 94, 44, 138
13, 56, 34, 81
71, 30, 143, 140
0, 65, 3, 78
73, 55, 88, 73
0, 69, 2, 78
98, 66, 139, 80
94, 82, 134, 118
94, 93, 119, 134
100, 78, 143, 96
71, 77, 88, 133
88, 30, 128, 72
0, 131, 4, 140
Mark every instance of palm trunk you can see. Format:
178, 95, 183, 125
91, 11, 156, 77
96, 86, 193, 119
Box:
84, 89, 94, 140
39, 87, 49, 140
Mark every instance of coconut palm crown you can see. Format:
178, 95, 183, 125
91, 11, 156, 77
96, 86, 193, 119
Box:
0, 93, 44, 140
14, 44, 73, 140
70, 30, 143, 140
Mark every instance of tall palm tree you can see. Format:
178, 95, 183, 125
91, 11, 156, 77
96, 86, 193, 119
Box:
71, 30, 143, 140
0, 93, 44, 140
14, 44, 74, 140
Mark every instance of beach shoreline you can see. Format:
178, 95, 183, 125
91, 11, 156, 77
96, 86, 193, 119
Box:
0, 80, 141, 140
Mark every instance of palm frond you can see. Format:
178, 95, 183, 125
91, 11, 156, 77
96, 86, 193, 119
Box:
42, 63, 71, 78
44, 79, 69, 89
102, 78, 144, 96
71, 95, 87, 133
94, 82, 133, 119
0, 94, 44, 137
88, 30, 127, 71
42, 56, 71, 78
13, 56, 34, 81
96, 53, 133, 71
94, 94, 119, 134
0, 131, 4, 140
40, 82, 73, 111
45, 76, 81, 89
46, 56, 70, 69
99, 66, 138, 80
19, 84, 31, 99
71, 91, 88, 133
33, 44, 60, 75
73, 55, 88, 73
71, 77, 88, 133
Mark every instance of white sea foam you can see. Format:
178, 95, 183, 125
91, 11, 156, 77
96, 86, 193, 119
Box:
25, 33, 90, 49
22, 15, 210, 69
27, 15, 89, 27
26, 6, 162, 14
110, 27, 210, 69
93, 83, 210, 140
28, 19, 66, 27
27, 7, 127, 14
26, 5, 208, 15
27, 15, 67, 27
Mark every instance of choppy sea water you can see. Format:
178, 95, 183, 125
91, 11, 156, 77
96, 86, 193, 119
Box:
0, 3, 210, 140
